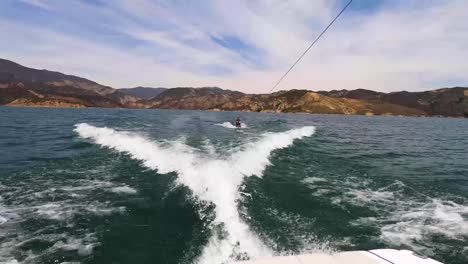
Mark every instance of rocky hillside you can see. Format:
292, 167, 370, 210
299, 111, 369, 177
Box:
318, 88, 468, 117
148, 88, 426, 116
146, 87, 244, 109
1, 59, 467, 117
0, 59, 140, 107
0, 82, 121, 108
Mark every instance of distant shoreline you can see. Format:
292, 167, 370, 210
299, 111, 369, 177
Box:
1, 58, 467, 118
4, 104, 466, 119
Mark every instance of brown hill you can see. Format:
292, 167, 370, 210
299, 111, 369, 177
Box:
318, 87, 468, 117
0, 58, 140, 107
146, 87, 244, 109
0, 82, 121, 108
147, 89, 425, 116
1, 59, 467, 117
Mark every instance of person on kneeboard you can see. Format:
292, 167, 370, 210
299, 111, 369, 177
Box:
235, 117, 241, 128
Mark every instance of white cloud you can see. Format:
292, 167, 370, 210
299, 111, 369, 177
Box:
1, 0, 467, 92
19, 0, 53, 10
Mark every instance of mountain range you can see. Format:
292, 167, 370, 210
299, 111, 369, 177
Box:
0, 58, 467, 117
118, 87, 167, 99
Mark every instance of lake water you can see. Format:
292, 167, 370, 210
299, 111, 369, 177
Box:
0, 107, 467, 264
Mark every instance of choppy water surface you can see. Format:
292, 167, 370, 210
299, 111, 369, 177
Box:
0, 107, 467, 264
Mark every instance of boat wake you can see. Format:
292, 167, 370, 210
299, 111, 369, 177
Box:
74, 123, 315, 263
303, 176, 468, 257
0, 177, 130, 263
215, 122, 248, 129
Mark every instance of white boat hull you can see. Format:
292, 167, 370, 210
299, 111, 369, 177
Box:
231, 249, 443, 264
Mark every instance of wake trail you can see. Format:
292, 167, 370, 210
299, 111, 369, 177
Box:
215, 122, 248, 129
74, 123, 315, 263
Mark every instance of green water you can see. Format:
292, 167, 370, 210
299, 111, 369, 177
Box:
0, 107, 467, 264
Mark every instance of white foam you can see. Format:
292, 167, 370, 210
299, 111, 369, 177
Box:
341, 182, 468, 254
215, 122, 248, 129
74, 123, 315, 263
85, 205, 126, 216
111, 186, 137, 194
260, 207, 333, 255
36, 203, 72, 220
53, 237, 96, 256
0, 215, 7, 225
380, 199, 468, 250
0, 205, 17, 225
0, 226, 97, 264
0, 173, 130, 263
302, 177, 327, 184
302, 174, 468, 255
60, 180, 113, 192
311, 188, 333, 196
4, 260, 20, 264
33, 202, 124, 220
346, 189, 395, 204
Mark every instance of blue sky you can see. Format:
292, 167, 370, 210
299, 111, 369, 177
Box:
0, 0, 467, 93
